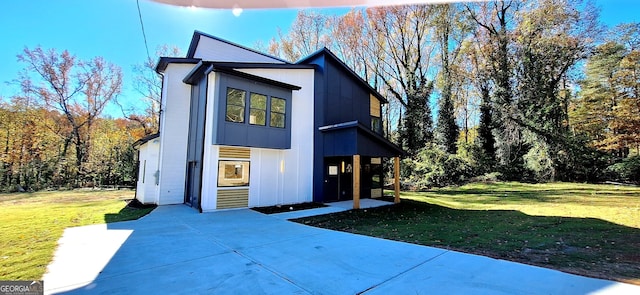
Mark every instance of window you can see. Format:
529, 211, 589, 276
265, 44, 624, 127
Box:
370, 94, 382, 134
370, 158, 382, 189
270, 97, 286, 128
217, 160, 250, 187
226, 88, 246, 123
249, 93, 267, 126
371, 117, 382, 134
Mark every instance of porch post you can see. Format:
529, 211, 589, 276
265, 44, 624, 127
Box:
353, 154, 360, 209
394, 156, 400, 204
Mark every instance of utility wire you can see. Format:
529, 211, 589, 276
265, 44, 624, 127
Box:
136, 0, 151, 61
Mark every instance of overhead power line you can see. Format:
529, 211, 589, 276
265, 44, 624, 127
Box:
136, 0, 151, 61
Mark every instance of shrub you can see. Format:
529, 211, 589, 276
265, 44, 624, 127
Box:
605, 156, 640, 184
401, 145, 474, 190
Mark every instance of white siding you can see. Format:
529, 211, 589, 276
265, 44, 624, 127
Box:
156, 64, 194, 205
135, 138, 160, 204
200, 68, 315, 211
239, 69, 316, 206
193, 36, 285, 63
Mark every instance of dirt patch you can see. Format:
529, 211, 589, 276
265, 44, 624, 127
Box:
252, 202, 327, 214
125, 198, 157, 209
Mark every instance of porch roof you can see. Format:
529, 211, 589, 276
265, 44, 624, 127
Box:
319, 121, 405, 158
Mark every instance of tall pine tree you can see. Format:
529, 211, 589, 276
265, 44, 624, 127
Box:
435, 87, 459, 154
477, 84, 496, 166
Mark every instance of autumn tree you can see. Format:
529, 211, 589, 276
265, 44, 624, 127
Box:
268, 10, 330, 62
16, 47, 122, 184
122, 45, 182, 136
0, 95, 69, 190
573, 23, 640, 157
466, 1, 524, 174
434, 3, 470, 154
366, 5, 438, 156
464, 27, 497, 168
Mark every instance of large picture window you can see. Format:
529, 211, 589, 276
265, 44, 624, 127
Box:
226, 88, 246, 123
249, 93, 267, 126
270, 97, 286, 128
217, 160, 250, 187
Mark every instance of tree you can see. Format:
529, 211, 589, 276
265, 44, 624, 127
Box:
366, 5, 438, 156
434, 3, 469, 154
467, 28, 497, 167
328, 9, 367, 74
124, 45, 181, 135
466, 1, 523, 172
16, 47, 122, 183
573, 23, 640, 157
268, 11, 330, 62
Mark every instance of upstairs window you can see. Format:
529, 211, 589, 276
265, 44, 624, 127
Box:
226, 88, 246, 123
370, 94, 382, 134
270, 97, 286, 128
371, 117, 382, 133
249, 93, 267, 126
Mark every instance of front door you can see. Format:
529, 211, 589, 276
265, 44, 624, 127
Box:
323, 157, 353, 202
324, 159, 340, 202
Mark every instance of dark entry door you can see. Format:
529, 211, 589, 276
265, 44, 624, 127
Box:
338, 158, 353, 200
324, 157, 353, 202
324, 159, 340, 202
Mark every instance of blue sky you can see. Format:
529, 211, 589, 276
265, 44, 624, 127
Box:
0, 0, 638, 116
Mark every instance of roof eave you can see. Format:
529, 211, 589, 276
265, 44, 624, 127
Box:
155, 57, 201, 74
182, 61, 302, 90
133, 133, 160, 148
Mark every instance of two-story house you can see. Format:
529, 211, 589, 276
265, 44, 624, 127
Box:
134, 31, 403, 212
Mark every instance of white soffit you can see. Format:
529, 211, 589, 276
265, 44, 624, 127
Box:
151, 0, 482, 9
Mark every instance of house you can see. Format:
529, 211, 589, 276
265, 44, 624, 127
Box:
135, 31, 403, 212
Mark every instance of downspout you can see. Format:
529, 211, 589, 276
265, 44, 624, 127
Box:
156, 71, 165, 133
155, 69, 164, 206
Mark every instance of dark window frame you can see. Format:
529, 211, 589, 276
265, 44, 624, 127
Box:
371, 116, 382, 134
225, 87, 246, 123
249, 92, 267, 126
270, 97, 286, 128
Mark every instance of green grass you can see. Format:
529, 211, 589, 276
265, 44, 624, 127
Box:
0, 189, 155, 281
294, 182, 640, 284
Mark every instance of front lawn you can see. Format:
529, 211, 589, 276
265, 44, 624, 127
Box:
294, 182, 640, 284
0, 189, 155, 281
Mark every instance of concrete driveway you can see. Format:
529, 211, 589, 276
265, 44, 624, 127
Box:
43, 205, 640, 294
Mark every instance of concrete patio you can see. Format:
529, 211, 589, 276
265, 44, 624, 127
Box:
43, 204, 640, 294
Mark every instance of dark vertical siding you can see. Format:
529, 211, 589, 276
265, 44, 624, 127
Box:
308, 53, 378, 203
310, 54, 326, 202
323, 57, 371, 126
185, 75, 208, 211
214, 73, 292, 149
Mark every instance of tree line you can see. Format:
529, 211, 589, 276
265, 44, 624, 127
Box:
0, 46, 166, 191
261, 0, 640, 187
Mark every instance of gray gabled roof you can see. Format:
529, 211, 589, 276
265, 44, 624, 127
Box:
186, 31, 290, 63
